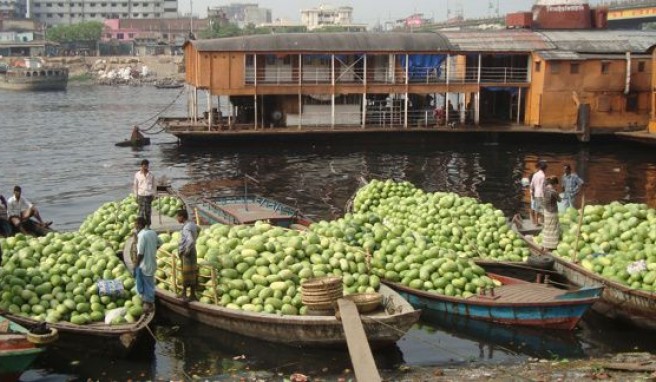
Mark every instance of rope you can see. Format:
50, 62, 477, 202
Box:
134, 87, 185, 131
367, 315, 536, 382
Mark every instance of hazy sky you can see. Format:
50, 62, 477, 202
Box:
182, 0, 606, 24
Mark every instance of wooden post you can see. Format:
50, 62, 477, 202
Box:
210, 266, 219, 305
170, 251, 178, 295
572, 194, 586, 263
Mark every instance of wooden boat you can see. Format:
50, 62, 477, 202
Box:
0, 58, 68, 91
155, 284, 420, 348
521, 237, 656, 331
384, 261, 602, 330
0, 315, 45, 382
193, 194, 312, 228
1, 310, 154, 357
154, 80, 183, 89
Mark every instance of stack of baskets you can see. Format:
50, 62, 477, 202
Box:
301, 276, 343, 313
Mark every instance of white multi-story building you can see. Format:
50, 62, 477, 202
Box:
300, 5, 366, 31
207, 3, 271, 28
28, 0, 178, 26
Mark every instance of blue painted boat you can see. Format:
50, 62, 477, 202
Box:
385, 262, 603, 330
194, 195, 312, 228
0, 315, 44, 382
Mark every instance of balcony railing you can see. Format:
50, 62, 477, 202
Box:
244, 66, 528, 86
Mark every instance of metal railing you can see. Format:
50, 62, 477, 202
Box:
244, 66, 528, 85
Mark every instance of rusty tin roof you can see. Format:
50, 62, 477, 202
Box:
188, 32, 454, 53
538, 30, 656, 54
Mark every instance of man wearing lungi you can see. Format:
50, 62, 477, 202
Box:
133, 159, 155, 227
177, 209, 198, 301
134, 217, 160, 312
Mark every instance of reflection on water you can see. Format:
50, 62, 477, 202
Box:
2, 87, 656, 380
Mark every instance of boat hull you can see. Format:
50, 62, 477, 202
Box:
0, 76, 68, 91
0, 316, 45, 382
385, 279, 600, 330
552, 257, 656, 331
156, 285, 420, 348
522, 237, 656, 331
2, 311, 154, 357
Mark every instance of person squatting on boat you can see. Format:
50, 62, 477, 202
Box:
542, 176, 562, 251
176, 209, 198, 301
7, 185, 51, 234
134, 159, 155, 227
561, 164, 584, 209
134, 216, 160, 313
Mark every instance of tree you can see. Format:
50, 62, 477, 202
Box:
46, 21, 104, 43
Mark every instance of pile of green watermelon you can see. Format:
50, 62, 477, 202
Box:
548, 201, 656, 291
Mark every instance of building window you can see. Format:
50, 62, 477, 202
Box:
245, 55, 254, 66
570, 63, 579, 74
601, 62, 611, 74
638, 61, 646, 73
117, 33, 124, 39
128, 33, 134, 38
535, 61, 541, 72
550, 62, 560, 74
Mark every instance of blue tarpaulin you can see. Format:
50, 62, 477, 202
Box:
400, 54, 447, 80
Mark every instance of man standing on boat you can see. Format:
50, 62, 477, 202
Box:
133, 159, 155, 228
176, 209, 198, 301
561, 164, 584, 209
529, 161, 547, 226
134, 216, 159, 313
542, 176, 562, 250
6, 185, 51, 234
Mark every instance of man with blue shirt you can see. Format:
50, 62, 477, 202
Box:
134, 216, 160, 312
562, 164, 584, 209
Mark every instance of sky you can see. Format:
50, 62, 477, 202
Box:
181, 0, 607, 24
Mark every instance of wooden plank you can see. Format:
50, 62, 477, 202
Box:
336, 299, 382, 382
602, 362, 656, 372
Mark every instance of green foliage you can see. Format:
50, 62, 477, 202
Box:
46, 21, 104, 43
198, 22, 243, 39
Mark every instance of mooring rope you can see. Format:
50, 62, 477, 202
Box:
133, 87, 185, 132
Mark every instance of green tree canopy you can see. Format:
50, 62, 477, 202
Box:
46, 21, 104, 43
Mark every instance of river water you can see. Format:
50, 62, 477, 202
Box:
2, 85, 656, 381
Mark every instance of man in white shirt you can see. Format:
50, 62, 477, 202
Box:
529, 161, 547, 226
7, 185, 51, 234
133, 159, 155, 227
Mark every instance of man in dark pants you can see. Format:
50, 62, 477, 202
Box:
133, 159, 155, 227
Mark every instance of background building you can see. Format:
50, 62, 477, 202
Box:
28, 0, 178, 26
300, 5, 366, 31
207, 3, 271, 28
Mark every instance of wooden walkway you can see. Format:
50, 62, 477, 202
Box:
471, 283, 567, 304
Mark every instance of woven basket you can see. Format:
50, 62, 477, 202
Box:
301, 276, 343, 310
301, 276, 342, 291
343, 292, 383, 313
27, 327, 59, 345
301, 289, 343, 304
300, 285, 343, 297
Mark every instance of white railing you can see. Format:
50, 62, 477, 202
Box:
244, 66, 528, 85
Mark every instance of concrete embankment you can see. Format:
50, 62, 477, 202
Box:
45, 55, 184, 82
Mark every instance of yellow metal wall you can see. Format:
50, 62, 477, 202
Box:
535, 58, 651, 131
525, 54, 545, 126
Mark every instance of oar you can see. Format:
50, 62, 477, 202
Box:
571, 194, 586, 263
